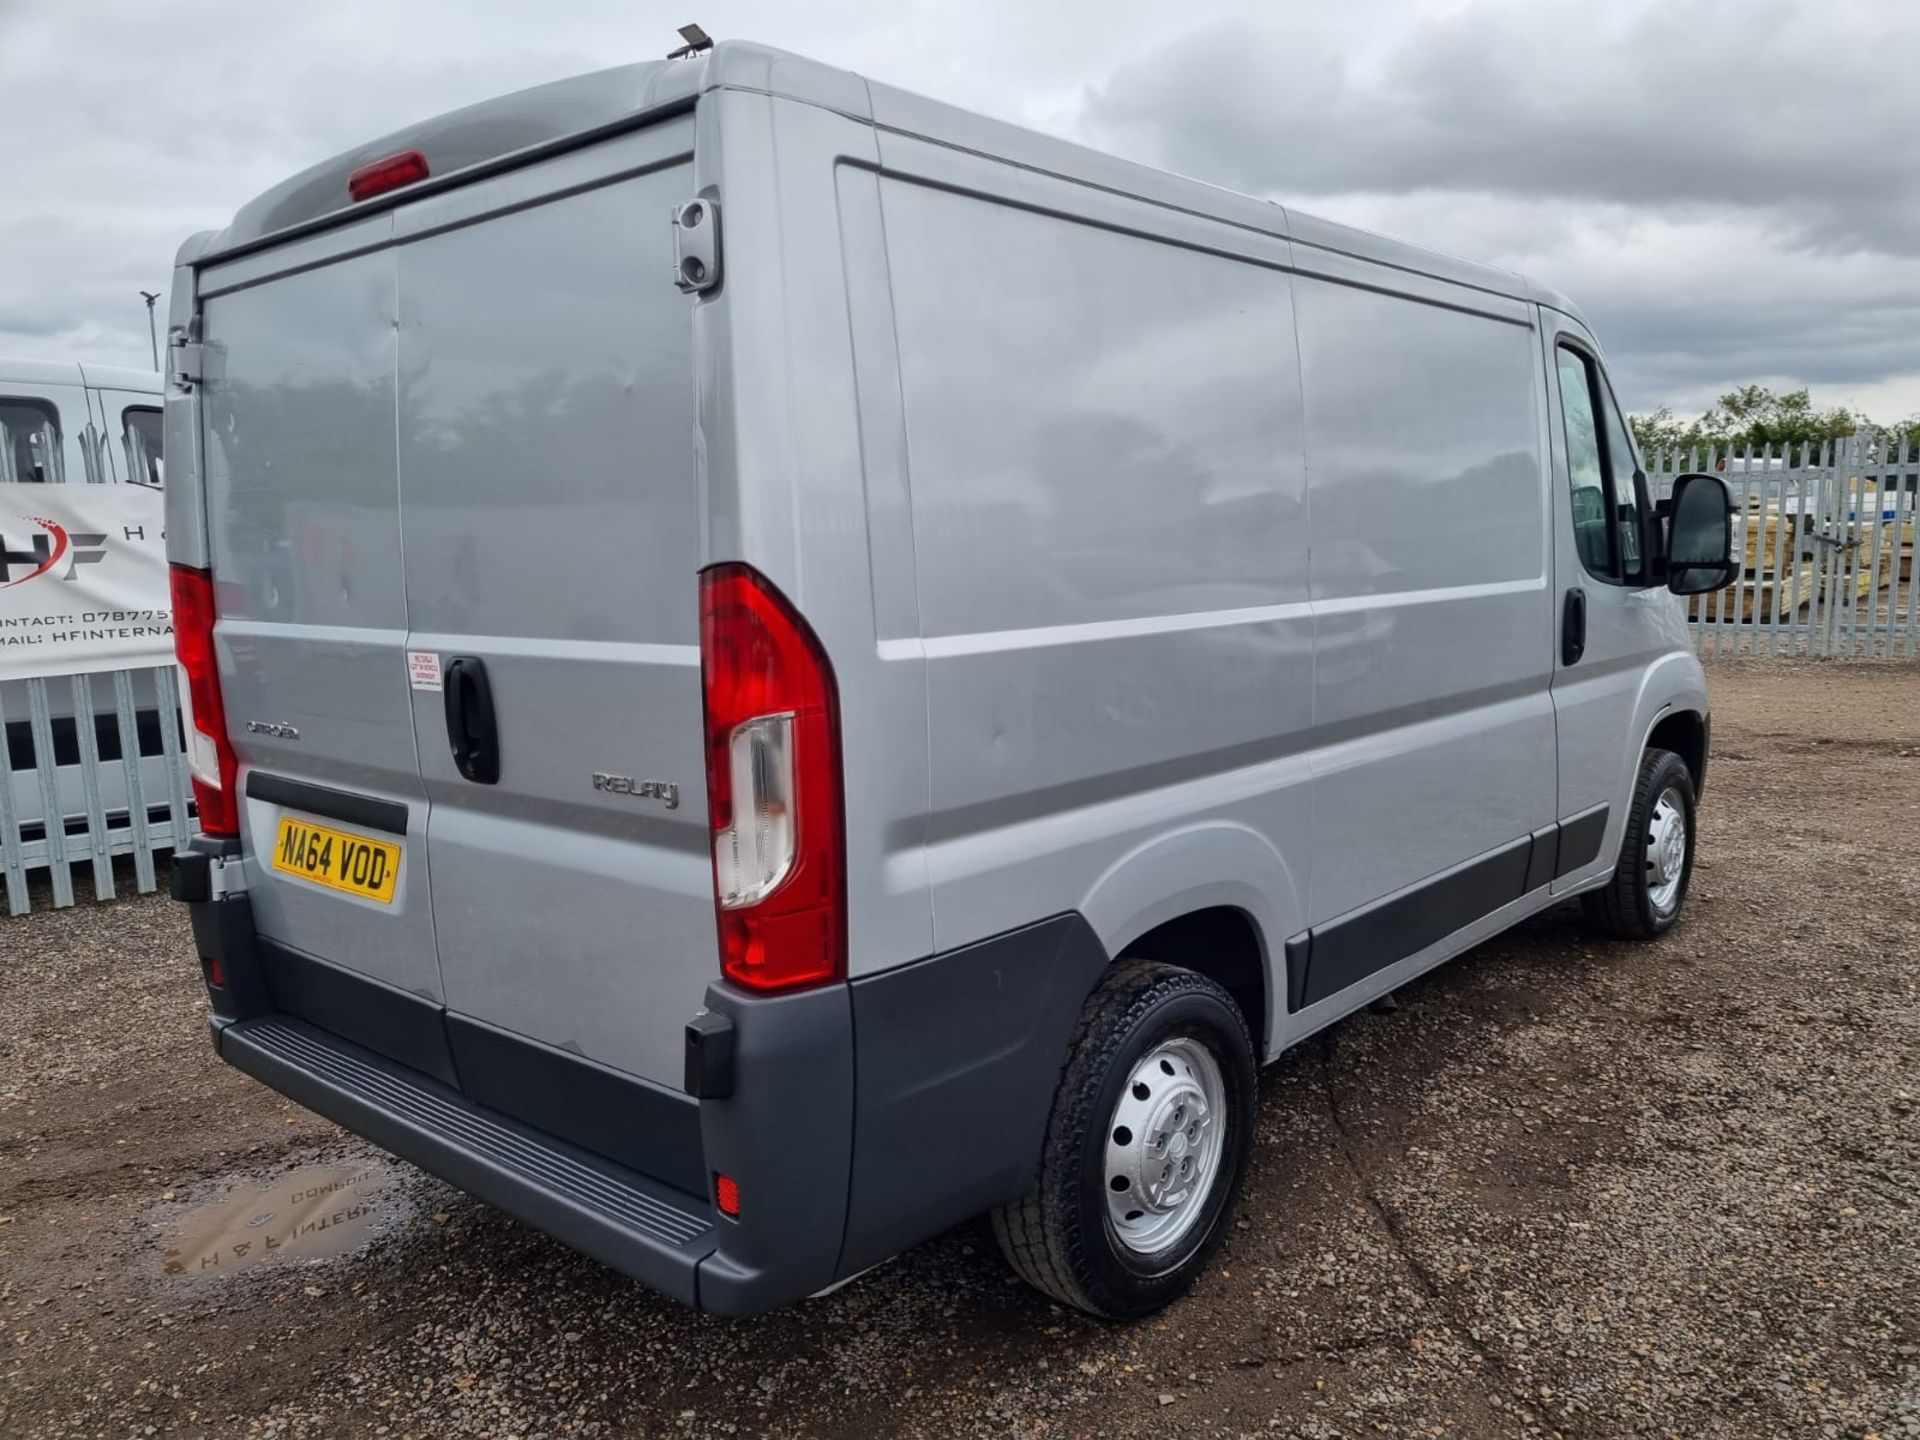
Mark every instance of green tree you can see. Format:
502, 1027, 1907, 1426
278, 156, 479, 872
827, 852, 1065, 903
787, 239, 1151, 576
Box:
1627, 406, 1701, 456
1702, 385, 1865, 450
1630, 384, 1874, 460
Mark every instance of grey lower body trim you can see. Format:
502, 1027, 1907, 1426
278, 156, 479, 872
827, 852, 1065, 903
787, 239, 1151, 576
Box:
447, 1012, 706, 1198
1283, 931, 1312, 1015
258, 939, 456, 1086
1525, 823, 1559, 893
1298, 835, 1534, 1010
838, 912, 1109, 1276
1288, 805, 1612, 1013
1555, 803, 1610, 877
691, 980, 854, 1315
244, 771, 409, 836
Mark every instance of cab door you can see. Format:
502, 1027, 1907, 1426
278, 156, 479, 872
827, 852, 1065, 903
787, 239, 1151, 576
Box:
1542, 316, 1681, 890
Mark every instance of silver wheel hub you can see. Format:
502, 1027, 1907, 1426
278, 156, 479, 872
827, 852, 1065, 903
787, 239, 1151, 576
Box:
1645, 786, 1688, 916
1104, 1038, 1227, 1256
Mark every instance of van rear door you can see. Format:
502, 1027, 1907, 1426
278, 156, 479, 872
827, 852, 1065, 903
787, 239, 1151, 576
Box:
393, 131, 715, 1092
201, 121, 716, 1095
198, 241, 444, 1003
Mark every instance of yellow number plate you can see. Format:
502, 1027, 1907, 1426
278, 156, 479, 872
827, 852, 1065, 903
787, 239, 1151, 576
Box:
271, 817, 401, 903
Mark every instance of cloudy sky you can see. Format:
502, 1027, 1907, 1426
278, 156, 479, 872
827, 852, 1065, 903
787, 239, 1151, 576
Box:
2, 0, 1914, 418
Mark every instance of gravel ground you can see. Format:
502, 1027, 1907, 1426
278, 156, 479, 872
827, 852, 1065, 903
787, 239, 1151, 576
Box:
2, 656, 1917, 1439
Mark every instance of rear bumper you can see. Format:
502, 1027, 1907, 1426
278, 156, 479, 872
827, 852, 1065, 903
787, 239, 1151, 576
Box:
215, 1013, 719, 1305
174, 837, 1109, 1317
181, 855, 848, 1317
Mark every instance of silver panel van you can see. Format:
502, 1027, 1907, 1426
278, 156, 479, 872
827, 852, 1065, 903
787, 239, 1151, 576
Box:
166, 42, 1739, 1318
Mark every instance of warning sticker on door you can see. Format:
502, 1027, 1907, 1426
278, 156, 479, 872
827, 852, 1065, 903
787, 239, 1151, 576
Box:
407, 651, 442, 692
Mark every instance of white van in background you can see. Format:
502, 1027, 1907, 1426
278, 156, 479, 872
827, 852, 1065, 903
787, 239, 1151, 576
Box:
0, 359, 174, 851
0, 358, 163, 488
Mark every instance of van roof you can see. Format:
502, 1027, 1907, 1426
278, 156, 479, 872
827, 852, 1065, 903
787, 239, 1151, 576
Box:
183, 40, 1584, 323
0, 357, 161, 393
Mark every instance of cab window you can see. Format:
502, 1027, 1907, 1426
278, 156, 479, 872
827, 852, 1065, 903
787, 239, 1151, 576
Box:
122, 406, 163, 487
0, 398, 63, 484
1555, 344, 1644, 584
1599, 375, 1644, 579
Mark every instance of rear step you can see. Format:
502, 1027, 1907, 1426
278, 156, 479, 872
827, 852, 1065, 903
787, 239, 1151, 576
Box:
218, 1016, 717, 1302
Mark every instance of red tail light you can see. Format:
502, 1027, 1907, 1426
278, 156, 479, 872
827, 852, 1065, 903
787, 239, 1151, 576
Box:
697, 564, 845, 993
169, 564, 239, 837
348, 149, 429, 202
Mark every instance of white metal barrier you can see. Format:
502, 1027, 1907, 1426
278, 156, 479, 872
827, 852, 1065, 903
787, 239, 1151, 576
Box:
1646, 435, 1920, 659
0, 667, 193, 914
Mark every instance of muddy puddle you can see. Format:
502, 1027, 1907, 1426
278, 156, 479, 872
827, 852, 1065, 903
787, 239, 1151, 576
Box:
157, 1160, 411, 1279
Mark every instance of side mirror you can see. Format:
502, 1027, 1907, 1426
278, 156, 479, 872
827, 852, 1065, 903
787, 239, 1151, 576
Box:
1665, 472, 1740, 595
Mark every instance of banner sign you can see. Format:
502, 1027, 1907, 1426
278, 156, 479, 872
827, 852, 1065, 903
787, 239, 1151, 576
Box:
0, 483, 172, 681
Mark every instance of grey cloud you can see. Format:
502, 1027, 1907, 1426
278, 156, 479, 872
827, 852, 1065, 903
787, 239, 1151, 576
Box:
1079, 0, 1920, 251
1072, 0, 1920, 416
1301, 187, 1920, 410
0, 309, 68, 341
1603, 295, 1920, 411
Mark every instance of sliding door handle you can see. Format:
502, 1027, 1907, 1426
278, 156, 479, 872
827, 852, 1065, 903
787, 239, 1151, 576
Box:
1562, 587, 1587, 666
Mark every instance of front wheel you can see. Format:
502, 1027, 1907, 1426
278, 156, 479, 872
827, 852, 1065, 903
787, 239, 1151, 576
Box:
991, 959, 1256, 1319
1583, 747, 1697, 941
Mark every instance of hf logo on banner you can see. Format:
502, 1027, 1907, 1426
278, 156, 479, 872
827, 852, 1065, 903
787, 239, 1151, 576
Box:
0, 516, 109, 587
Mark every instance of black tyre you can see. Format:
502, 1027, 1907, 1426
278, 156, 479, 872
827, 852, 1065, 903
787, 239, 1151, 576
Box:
990, 959, 1256, 1319
1582, 747, 1697, 941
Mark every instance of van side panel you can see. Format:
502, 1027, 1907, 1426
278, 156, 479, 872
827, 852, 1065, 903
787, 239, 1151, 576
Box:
1291, 270, 1556, 929
872, 154, 1314, 969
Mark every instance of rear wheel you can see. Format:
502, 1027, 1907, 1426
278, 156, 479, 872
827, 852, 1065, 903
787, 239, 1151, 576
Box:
1583, 747, 1697, 940
991, 959, 1256, 1319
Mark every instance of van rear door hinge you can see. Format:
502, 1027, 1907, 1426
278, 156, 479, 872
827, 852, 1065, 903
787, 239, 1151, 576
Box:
672, 197, 721, 294
168, 337, 207, 390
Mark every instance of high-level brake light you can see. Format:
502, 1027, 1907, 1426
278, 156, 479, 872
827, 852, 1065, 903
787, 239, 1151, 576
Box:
348, 149, 429, 202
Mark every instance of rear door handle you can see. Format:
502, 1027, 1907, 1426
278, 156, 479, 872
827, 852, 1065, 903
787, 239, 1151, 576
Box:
1562, 587, 1587, 666
442, 656, 500, 785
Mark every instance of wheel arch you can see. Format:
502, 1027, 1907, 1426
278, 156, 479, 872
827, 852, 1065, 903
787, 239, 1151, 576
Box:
1644, 707, 1709, 799
1112, 907, 1268, 1066
1570, 655, 1711, 889
1079, 823, 1302, 1059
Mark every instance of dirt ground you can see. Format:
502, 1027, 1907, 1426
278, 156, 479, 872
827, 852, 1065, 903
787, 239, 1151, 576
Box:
2, 657, 1917, 1439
